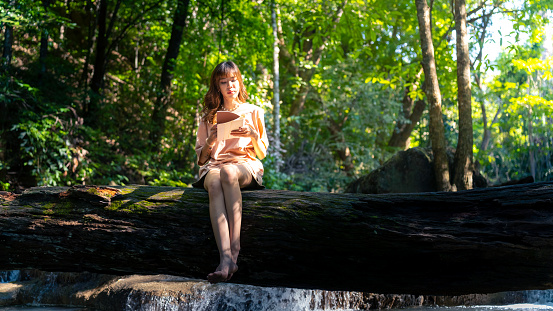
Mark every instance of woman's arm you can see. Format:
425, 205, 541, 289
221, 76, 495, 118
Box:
251, 109, 268, 160
249, 130, 266, 160
195, 122, 217, 166
197, 141, 214, 166
231, 108, 268, 160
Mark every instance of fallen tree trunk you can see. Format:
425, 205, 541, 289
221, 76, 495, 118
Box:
1, 182, 553, 295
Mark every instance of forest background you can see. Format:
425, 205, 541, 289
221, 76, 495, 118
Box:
1, 0, 552, 193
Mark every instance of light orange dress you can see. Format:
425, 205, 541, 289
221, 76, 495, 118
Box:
194, 103, 269, 186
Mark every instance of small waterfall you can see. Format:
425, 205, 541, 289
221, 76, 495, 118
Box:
4, 270, 553, 310
124, 281, 370, 311
0, 270, 20, 283
122, 279, 428, 311
32, 271, 59, 305
121, 286, 553, 311
520, 290, 553, 306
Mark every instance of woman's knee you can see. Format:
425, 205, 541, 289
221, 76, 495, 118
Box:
205, 175, 223, 193
219, 165, 239, 185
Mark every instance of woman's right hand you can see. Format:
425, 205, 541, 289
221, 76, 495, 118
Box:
206, 124, 218, 146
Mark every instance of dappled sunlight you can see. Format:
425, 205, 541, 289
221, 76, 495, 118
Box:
0, 282, 23, 294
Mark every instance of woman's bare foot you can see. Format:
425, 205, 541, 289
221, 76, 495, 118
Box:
226, 262, 239, 281
207, 261, 238, 283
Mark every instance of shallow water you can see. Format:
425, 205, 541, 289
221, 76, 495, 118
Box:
400, 304, 553, 311
3, 304, 553, 311
0, 308, 86, 310
2, 303, 553, 311
4, 270, 553, 310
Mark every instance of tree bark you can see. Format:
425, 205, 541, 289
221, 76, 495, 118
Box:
79, 0, 96, 96
388, 87, 426, 150
2, 0, 15, 72
471, 11, 491, 155
389, 69, 425, 150
2, 183, 553, 296
90, 0, 109, 95
150, 0, 190, 148
1, 24, 13, 71
87, 0, 109, 124
38, 0, 52, 81
272, 0, 283, 172
528, 105, 536, 180
453, 0, 473, 191
415, 0, 451, 191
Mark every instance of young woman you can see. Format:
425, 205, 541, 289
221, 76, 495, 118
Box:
193, 61, 268, 283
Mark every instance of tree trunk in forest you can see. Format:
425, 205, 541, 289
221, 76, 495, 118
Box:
2, 0, 15, 72
478, 97, 500, 154
1, 24, 13, 70
526, 76, 537, 180
90, 0, 109, 95
453, 0, 473, 190
87, 0, 109, 124
388, 86, 426, 150
2, 182, 553, 296
39, 0, 52, 80
150, 0, 190, 149
471, 11, 493, 155
79, 0, 97, 94
414, 0, 451, 191
528, 105, 536, 180
39, 30, 48, 75
272, 0, 283, 172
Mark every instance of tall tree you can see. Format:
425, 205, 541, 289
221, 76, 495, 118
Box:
150, 0, 191, 148
471, 10, 494, 154
1, 0, 15, 72
38, 0, 52, 80
388, 70, 426, 150
271, 0, 282, 172
87, 0, 163, 125
87, 0, 110, 123
453, 0, 473, 190
414, 0, 452, 191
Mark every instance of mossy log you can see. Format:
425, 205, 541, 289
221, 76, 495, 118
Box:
1, 182, 553, 295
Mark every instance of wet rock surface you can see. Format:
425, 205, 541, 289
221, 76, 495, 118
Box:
0, 270, 545, 310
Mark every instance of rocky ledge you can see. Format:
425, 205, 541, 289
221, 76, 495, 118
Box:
0, 270, 542, 310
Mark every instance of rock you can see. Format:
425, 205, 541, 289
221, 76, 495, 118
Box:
346, 147, 488, 194
495, 176, 534, 187
0, 270, 545, 310
2, 183, 553, 295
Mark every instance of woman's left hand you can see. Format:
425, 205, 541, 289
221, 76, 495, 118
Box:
231, 121, 259, 140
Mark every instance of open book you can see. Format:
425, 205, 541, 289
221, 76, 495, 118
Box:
216, 111, 245, 141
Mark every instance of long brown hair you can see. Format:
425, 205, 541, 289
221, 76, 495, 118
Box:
201, 61, 248, 123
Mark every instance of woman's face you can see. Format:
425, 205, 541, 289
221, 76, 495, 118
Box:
219, 75, 240, 103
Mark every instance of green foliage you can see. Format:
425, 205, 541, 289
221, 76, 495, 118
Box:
147, 169, 192, 187
474, 43, 553, 184
2, 0, 553, 193
13, 111, 76, 186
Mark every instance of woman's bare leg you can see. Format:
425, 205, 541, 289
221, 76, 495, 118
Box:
204, 170, 236, 283
204, 165, 253, 283
219, 164, 252, 279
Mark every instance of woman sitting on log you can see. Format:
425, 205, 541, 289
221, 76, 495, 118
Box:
193, 61, 269, 283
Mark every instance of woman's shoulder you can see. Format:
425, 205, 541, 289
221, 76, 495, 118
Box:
240, 103, 264, 114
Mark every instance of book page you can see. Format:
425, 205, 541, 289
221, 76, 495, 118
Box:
216, 111, 245, 141
216, 111, 240, 124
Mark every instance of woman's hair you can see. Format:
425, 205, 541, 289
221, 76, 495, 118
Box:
201, 61, 248, 123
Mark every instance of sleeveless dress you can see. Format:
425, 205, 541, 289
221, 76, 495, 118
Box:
192, 103, 269, 188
